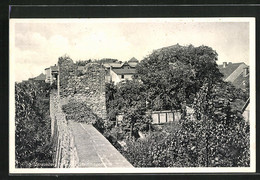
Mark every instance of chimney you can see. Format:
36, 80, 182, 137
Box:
223, 62, 227, 68
243, 67, 249, 77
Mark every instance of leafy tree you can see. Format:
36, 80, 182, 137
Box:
105, 80, 151, 138
136, 44, 223, 110
116, 80, 151, 138
15, 81, 53, 168
62, 101, 105, 133
75, 59, 92, 66
191, 81, 250, 167
119, 81, 249, 167
105, 82, 118, 122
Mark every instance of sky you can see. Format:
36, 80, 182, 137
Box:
11, 18, 252, 82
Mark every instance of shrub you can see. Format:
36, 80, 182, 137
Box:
15, 81, 53, 168
121, 115, 250, 167
61, 101, 105, 133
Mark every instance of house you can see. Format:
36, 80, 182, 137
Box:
218, 62, 249, 90
242, 98, 250, 123
33, 73, 46, 81
219, 62, 250, 122
45, 64, 58, 84
26, 73, 46, 82
103, 57, 138, 84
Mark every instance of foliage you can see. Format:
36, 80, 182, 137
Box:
103, 44, 250, 167
121, 113, 249, 167
58, 54, 73, 64
105, 82, 118, 121
119, 81, 250, 167
15, 81, 53, 168
105, 80, 152, 138
136, 44, 223, 110
192, 81, 250, 166
61, 101, 105, 133
95, 58, 119, 64
76, 59, 92, 66
103, 126, 126, 149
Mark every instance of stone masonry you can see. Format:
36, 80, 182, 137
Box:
50, 89, 78, 168
50, 58, 132, 168
58, 57, 106, 120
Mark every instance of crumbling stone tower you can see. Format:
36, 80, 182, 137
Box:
57, 57, 107, 120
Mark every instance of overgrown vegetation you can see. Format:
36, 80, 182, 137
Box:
136, 44, 224, 109
62, 101, 104, 133
105, 80, 152, 139
117, 81, 250, 167
15, 81, 53, 168
104, 44, 250, 167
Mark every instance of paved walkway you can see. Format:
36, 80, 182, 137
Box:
69, 121, 133, 168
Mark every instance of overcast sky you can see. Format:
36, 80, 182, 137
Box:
11, 19, 251, 82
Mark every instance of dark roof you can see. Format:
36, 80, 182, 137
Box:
34, 73, 46, 81
103, 63, 122, 68
232, 72, 249, 89
45, 65, 58, 71
218, 63, 244, 79
128, 63, 138, 67
51, 65, 58, 71
121, 61, 130, 66
112, 68, 136, 75
218, 62, 249, 90
128, 57, 138, 63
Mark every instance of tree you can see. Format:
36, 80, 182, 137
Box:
191, 81, 250, 167
105, 80, 151, 138
116, 80, 151, 138
15, 81, 53, 168
136, 44, 223, 110
105, 82, 118, 122
119, 74, 249, 167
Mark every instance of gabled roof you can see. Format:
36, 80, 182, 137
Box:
103, 63, 123, 68
112, 68, 136, 75
218, 62, 244, 80
121, 61, 130, 66
45, 65, 58, 71
128, 57, 138, 63
34, 73, 46, 81
232, 72, 249, 89
128, 63, 138, 68
51, 65, 58, 71
218, 62, 249, 90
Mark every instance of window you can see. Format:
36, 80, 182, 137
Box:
121, 75, 124, 79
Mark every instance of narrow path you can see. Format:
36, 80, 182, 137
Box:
69, 121, 133, 168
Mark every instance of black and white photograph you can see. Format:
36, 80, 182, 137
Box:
9, 18, 256, 173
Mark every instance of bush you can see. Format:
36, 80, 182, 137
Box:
15, 81, 53, 168
120, 115, 250, 167
61, 101, 105, 133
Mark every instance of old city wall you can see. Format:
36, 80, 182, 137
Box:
58, 58, 107, 120
50, 89, 78, 168
50, 58, 107, 168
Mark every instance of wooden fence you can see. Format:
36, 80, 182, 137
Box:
149, 110, 182, 124
116, 110, 182, 125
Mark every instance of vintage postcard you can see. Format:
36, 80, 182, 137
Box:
9, 18, 256, 174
